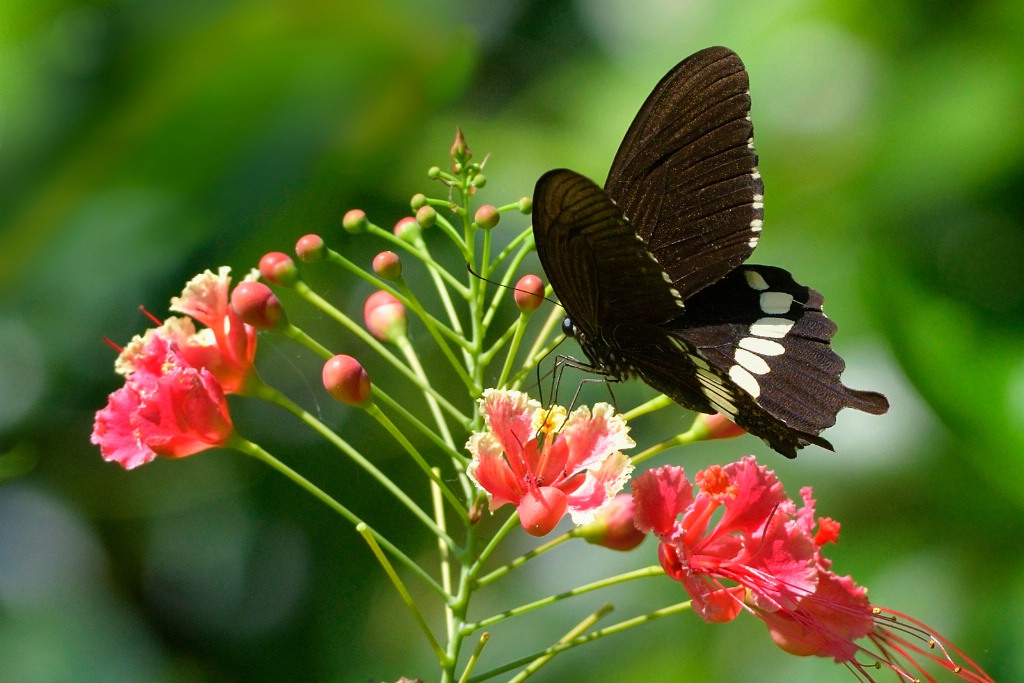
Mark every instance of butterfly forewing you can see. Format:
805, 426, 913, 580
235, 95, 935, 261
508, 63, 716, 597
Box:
605, 46, 764, 302
533, 169, 686, 336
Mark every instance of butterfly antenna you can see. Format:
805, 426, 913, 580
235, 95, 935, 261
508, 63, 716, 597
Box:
464, 263, 562, 307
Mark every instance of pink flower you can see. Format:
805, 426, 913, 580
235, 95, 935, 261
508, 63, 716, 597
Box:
466, 389, 634, 537
168, 267, 258, 394
633, 458, 994, 682
92, 333, 233, 469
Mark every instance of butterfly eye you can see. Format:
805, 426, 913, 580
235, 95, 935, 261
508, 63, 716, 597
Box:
561, 318, 577, 339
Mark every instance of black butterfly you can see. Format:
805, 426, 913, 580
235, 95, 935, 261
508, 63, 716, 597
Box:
532, 46, 889, 457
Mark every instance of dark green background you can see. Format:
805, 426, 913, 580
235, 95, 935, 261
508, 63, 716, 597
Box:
1, 1, 1021, 681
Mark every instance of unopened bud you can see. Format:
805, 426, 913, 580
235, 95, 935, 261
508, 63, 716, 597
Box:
692, 412, 747, 441
393, 216, 422, 242
296, 234, 325, 263
474, 205, 500, 230
518, 197, 532, 214
372, 251, 402, 281
364, 290, 407, 343
342, 209, 369, 234
427, 166, 441, 179
231, 281, 286, 330
322, 355, 372, 407
259, 252, 298, 286
415, 205, 437, 229
410, 193, 428, 211
514, 274, 544, 313
450, 127, 471, 167
471, 173, 486, 189
578, 494, 646, 551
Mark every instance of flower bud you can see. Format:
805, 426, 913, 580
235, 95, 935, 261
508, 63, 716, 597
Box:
322, 355, 372, 407
393, 216, 422, 242
471, 173, 486, 189
450, 127, 471, 167
415, 205, 437, 229
410, 193, 428, 210
295, 234, 325, 263
692, 412, 747, 441
517, 197, 532, 214
364, 290, 407, 343
427, 165, 441, 179
518, 486, 567, 537
342, 209, 369, 234
514, 274, 544, 313
258, 252, 298, 286
578, 494, 646, 551
230, 281, 286, 330
372, 251, 402, 281
474, 205, 500, 230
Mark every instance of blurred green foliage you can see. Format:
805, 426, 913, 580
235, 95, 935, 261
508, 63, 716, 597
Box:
1, 1, 1021, 681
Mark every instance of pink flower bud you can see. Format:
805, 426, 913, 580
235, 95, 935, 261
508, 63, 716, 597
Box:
230, 281, 286, 330
259, 252, 298, 286
450, 127, 471, 167
342, 209, 368, 234
410, 193, 428, 210
518, 197, 532, 214
415, 205, 437, 229
322, 355, 372, 407
578, 494, 646, 551
693, 412, 747, 441
372, 251, 402, 281
474, 205, 500, 230
393, 216, 421, 242
295, 234, 325, 263
363, 290, 407, 343
514, 274, 544, 313
518, 486, 567, 537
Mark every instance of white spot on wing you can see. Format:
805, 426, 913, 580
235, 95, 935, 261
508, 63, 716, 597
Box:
750, 317, 795, 339
744, 270, 770, 291
750, 219, 763, 232
734, 348, 770, 375
760, 292, 794, 314
748, 237, 759, 248
739, 337, 785, 356
729, 364, 761, 398
706, 395, 737, 417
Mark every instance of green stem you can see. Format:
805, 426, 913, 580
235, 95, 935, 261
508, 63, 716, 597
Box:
395, 277, 478, 390
466, 600, 692, 683
630, 416, 705, 466
456, 633, 491, 683
293, 280, 470, 427
372, 387, 468, 467
280, 323, 332, 358
326, 248, 469, 349
250, 380, 457, 550
463, 566, 664, 634
357, 524, 450, 667
230, 435, 443, 596
508, 604, 613, 683
621, 393, 674, 421
474, 529, 572, 588
365, 402, 467, 522
364, 221, 470, 295
493, 313, 530, 390
487, 225, 534, 275
395, 335, 457, 449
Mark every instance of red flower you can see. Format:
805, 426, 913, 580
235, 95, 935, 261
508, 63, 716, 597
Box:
466, 389, 634, 536
633, 458, 994, 682
92, 333, 233, 469
168, 267, 257, 394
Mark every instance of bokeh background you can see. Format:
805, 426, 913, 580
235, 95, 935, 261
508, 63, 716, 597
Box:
2, 1, 1022, 681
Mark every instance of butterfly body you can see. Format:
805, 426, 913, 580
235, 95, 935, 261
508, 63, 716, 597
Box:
532, 47, 888, 457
